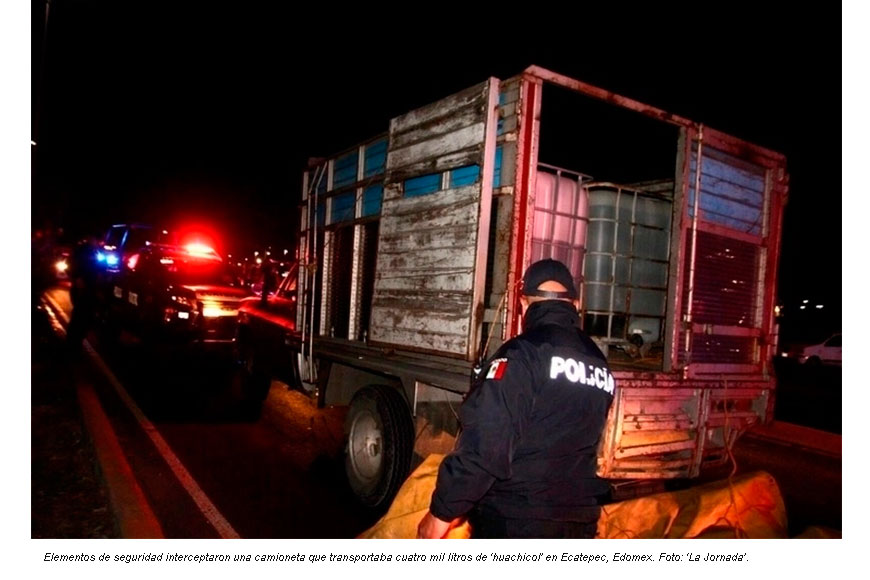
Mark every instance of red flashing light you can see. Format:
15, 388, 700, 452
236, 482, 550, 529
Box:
127, 253, 139, 270
177, 225, 221, 256
185, 243, 218, 258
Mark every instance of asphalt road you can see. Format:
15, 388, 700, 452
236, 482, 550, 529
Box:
33, 285, 842, 538
39, 286, 381, 538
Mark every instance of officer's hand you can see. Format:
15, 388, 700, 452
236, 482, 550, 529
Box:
416, 511, 452, 539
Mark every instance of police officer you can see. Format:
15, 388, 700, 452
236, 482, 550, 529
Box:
417, 259, 615, 539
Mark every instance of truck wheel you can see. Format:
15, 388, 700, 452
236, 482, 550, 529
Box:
344, 385, 414, 510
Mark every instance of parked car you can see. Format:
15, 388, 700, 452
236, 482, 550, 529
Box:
781, 334, 842, 366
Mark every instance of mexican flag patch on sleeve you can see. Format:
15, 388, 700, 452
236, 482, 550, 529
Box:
485, 358, 509, 380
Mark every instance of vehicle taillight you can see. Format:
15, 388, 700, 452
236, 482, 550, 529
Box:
202, 300, 236, 318
170, 294, 197, 309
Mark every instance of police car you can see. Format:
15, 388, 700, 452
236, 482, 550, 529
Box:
96, 224, 173, 273
105, 242, 251, 343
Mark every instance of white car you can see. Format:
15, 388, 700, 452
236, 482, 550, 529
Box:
782, 334, 842, 366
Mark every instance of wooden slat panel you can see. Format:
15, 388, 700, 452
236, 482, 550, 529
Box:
369, 308, 471, 352
370, 313, 470, 337
375, 270, 475, 293
376, 243, 476, 270
373, 290, 471, 313
391, 81, 488, 135
379, 222, 478, 253
622, 417, 695, 431
387, 149, 481, 184
387, 122, 485, 172
609, 459, 693, 470
369, 78, 494, 358
616, 439, 696, 458
382, 183, 478, 217
619, 430, 694, 447
499, 78, 521, 106
369, 326, 468, 355
390, 105, 483, 151
622, 398, 696, 416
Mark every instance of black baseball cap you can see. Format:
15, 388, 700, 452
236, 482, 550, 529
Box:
522, 259, 578, 299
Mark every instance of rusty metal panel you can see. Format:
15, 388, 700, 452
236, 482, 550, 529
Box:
598, 387, 702, 479
597, 381, 771, 479
369, 79, 498, 359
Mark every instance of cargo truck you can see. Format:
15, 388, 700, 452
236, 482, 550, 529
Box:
236, 65, 789, 509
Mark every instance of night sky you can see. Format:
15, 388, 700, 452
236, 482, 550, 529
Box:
30, 2, 843, 337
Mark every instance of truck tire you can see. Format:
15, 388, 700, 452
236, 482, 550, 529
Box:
344, 385, 414, 510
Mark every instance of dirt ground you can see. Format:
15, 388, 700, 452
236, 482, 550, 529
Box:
31, 304, 118, 539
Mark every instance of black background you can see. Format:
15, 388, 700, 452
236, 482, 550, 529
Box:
31, 2, 843, 339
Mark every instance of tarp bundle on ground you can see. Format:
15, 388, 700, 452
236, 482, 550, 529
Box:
358, 454, 788, 539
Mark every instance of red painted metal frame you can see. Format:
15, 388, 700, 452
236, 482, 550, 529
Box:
508, 67, 789, 381
683, 126, 788, 378
506, 75, 542, 339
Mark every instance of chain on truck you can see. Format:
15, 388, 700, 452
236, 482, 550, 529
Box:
235, 65, 789, 510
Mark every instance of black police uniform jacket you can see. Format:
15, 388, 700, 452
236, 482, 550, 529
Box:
430, 300, 615, 524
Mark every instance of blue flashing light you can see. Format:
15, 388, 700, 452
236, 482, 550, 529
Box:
105, 254, 119, 266
96, 252, 105, 262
